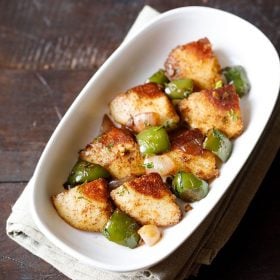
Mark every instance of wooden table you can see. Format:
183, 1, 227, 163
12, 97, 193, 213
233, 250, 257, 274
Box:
0, 1, 279, 279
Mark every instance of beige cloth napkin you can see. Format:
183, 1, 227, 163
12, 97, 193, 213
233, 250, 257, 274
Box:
6, 5, 277, 280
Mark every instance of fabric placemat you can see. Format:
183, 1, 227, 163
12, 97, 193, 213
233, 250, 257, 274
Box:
6, 5, 276, 280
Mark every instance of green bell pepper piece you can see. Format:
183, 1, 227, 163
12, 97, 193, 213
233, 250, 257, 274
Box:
165, 79, 193, 99
102, 209, 140, 249
136, 126, 170, 155
172, 171, 209, 202
222, 66, 250, 97
203, 129, 232, 162
146, 69, 169, 86
64, 159, 110, 189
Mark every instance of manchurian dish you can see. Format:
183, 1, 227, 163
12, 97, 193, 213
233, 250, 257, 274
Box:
52, 38, 250, 248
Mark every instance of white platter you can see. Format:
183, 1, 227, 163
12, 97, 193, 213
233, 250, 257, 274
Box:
30, 6, 280, 272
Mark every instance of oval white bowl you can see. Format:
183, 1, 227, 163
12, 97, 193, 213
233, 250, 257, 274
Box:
31, 6, 280, 272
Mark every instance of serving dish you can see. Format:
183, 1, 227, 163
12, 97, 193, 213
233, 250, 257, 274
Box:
30, 6, 280, 272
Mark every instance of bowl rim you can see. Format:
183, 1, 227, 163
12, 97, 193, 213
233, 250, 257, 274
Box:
30, 6, 280, 272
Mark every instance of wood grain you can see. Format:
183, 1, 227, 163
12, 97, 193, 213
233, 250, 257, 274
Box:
190, 151, 280, 280
0, 0, 137, 70
0, 183, 68, 279
0, 0, 279, 279
0, 70, 92, 181
0, 0, 278, 71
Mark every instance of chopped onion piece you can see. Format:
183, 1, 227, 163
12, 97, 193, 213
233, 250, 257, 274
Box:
133, 112, 160, 132
144, 154, 175, 176
138, 225, 161, 246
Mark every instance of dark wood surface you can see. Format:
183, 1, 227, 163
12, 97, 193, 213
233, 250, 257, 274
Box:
0, 1, 279, 279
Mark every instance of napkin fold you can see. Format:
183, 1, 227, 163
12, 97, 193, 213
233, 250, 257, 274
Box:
6, 5, 271, 280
